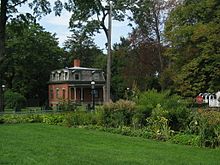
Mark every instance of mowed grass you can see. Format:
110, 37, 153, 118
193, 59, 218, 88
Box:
0, 124, 220, 165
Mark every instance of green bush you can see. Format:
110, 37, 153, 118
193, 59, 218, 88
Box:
57, 101, 78, 111
146, 104, 171, 141
168, 107, 191, 131
41, 114, 65, 126
4, 90, 27, 111
169, 133, 201, 147
102, 100, 136, 128
132, 105, 151, 128
135, 90, 191, 131
64, 111, 101, 127
186, 110, 220, 148
135, 90, 189, 111
0, 114, 42, 124
199, 111, 220, 148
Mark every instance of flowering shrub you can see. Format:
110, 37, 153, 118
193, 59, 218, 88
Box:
146, 104, 172, 141
186, 110, 220, 148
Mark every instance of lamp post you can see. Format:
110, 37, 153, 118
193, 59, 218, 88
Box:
91, 80, 95, 110
126, 88, 130, 100
1, 85, 5, 111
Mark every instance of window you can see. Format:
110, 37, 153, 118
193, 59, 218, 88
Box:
56, 88, 59, 98
93, 73, 100, 81
57, 71, 61, 80
59, 73, 61, 80
63, 89, 66, 99
57, 73, 60, 80
75, 73, 80, 80
50, 88, 53, 99
71, 88, 74, 99
64, 72, 68, 80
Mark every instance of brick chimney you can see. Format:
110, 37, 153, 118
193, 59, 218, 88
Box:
72, 59, 80, 67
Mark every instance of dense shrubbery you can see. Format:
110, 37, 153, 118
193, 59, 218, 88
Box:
168, 134, 201, 147
135, 90, 191, 131
1, 90, 220, 148
186, 111, 220, 148
101, 100, 136, 128
4, 90, 27, 111
0, 114, 42, 124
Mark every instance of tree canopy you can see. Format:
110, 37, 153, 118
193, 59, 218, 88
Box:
0, 0, 54, 110
64, 31, 105, 68
54, 0, 127, 39
165, 0, 220, 96
4, 16, 65, 105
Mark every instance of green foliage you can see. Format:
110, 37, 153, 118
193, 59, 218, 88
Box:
4, 90, 26, 110
165, 0, 220, 96
1, 91, 219, 149
146, 104, 171, 141
102, 100, 136, 128
83, 125, 154, 140
58, 101, 77, 111
168, 106, 191, 131
136, 90, 191, 131
0, 114, 42, 124
169, 133, 201, 147
187, 110, 220, 148
57, 0, 126, 37
136, 90, 188, 112
132, 110, 147, 129
111, 48, 128, 100
64, 32, 105, 68
4, 17, 65, 104
41, 114, 65, 126
64, 111, 100, 127
136, 90, 168, 111
198, 111, 220, 148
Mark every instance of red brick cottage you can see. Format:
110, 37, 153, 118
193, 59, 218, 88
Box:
48, 60, 105, 109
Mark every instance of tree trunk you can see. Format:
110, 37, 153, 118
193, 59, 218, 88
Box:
106, 1, 112, 102
153, 9, 164, 73
153, 8, 164, 91
0, 0, 8, 111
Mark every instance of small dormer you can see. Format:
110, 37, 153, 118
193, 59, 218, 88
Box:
49, 59, 105, 83
73, 71, 81, 81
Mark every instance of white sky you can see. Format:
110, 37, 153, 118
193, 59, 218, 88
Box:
38, 10, 132, 50
17, 1, 132, 51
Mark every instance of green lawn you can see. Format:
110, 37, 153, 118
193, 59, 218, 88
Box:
0, 124, 220, 165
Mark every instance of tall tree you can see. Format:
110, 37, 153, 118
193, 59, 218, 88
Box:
165, 0, 220, 97
128, 0, 179, 90
0, 0, 51, 111
4, 16, 65, 105
111, 36, 162, 100
64, 30, 105, 68
54, 0, 128, 102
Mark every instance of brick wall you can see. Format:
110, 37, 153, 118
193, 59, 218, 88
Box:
48, 84, 69, 107
49, 84, 104, 108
